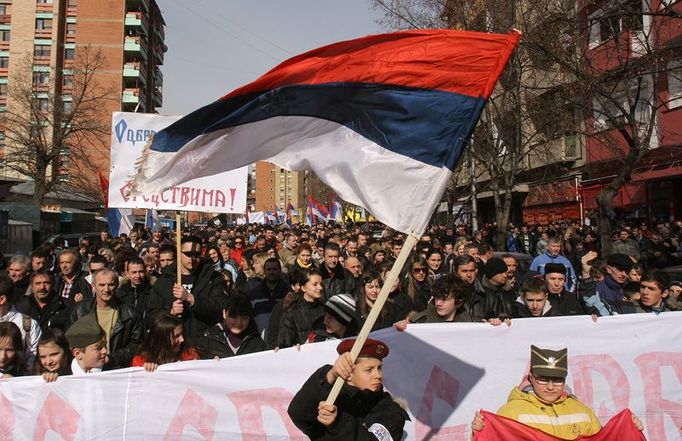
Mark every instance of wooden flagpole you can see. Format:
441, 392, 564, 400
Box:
175, 213, 182, 287
325, 233, 419, 405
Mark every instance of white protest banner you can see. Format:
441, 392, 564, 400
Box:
1, 314, 680, 440
108, 112, 248, 213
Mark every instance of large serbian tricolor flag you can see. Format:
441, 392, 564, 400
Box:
129, 29, 519, 236
474, 409, 646, 441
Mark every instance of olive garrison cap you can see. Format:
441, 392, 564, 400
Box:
65, 314, 106, 349
530, 345, 568, 378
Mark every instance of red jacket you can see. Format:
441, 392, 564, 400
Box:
131, 347, 200, 367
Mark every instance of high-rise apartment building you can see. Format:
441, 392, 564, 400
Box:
0, 0, 165, 192
254, 161, 306, 213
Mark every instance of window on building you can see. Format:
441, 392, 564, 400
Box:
33, 71, 50, 84
66, 23, 76, 36
36, 18, 53, 30
63, 74, 73, 87
0, 5, 10, 15
67, 0, 77, 6
36, 0, 54, 4
592, 78, 653, 130
33, 98, 49, 112
34, 45, 51, 57
589, 1, 644, 47
667, 60, 682, 108
64, 48, 75, 60
0, 58, 8, 69
1, 30, 9, 42
63, 100, 73, 114
0, 83, 7, 96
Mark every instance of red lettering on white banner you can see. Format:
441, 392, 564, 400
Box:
0, 392, 14, 441
33, 392, 80, 441
634, 352, 682, 441
571, 354, 630, 420
163, 389, 217, 441
227, 387, 304, 440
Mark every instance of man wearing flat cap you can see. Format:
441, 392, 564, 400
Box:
580, 253, 636, 316
543, 263, 584, 316
471, 345, 643, 439
288, 338, 408, 440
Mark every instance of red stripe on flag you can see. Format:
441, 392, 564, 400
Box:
97, 170, 109, 209
473, 409, 645, 441
223, 29, 520, 101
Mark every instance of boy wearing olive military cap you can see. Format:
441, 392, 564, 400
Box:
65, 314, 108, 375
471, 345, 643, 439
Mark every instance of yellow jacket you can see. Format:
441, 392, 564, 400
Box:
497, 386, 602, 439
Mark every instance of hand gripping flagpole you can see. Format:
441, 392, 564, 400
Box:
325, 233, 419, 405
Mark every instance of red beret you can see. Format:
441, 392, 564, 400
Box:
336, 338, 389, 360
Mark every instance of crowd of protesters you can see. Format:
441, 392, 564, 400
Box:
0, 217, 680, 381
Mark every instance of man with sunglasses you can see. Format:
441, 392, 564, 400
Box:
148, 236, 228, 340
471, 345, 643, 439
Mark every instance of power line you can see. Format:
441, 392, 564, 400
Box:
195, 0, 294, 57
168, 0, 283, 62
171, 55, 261, 76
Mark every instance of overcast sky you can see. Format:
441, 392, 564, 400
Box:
156, 0, 385, 115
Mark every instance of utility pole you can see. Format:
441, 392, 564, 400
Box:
469, 150, 478, 231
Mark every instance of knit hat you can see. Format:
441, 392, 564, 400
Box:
484, 257, 508, 279
337, 338, 389, 360
606, 253, 633, 272
530, 345, 568, 378
325, 294, 356, 327
65, 314, 105, 349
544, 263, 567, 275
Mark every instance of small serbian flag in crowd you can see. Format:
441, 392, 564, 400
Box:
129, 29, 519, 236
473, 409, 646, 441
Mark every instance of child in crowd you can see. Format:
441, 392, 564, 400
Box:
34, 327, 72, 382
0, 322, 25, 378
65, 314, 109, 375
132, 314, 199, 372
196, 295, 266, 359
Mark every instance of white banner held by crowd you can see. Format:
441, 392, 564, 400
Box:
0, 314, 680, 440
108, 112, 248, 214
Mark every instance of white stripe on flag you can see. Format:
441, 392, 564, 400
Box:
140, 116, 451, 235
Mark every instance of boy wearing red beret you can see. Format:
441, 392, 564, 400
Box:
288, 338, 409, 440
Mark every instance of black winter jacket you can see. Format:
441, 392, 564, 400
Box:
278, 298, 325, 348
117, 278, 154, 327
288, 365, 409, 441
195, 322, 266, 359
15, 293, 69, 331
469, 277, 511, 321
319, 265, 356, 300
56, 271, 92, 306
148, 262, 229, 340
69, 298, 144, 370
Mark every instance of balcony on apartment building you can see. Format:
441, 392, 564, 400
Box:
153, 86, 162, 107
125, 11, 148, 35
154, 67, 162, 85
154, 23, 165, 43
154, 44, 165, 65
124, 35, 148, 59
122, 87, 146, 106
127, 0, 149, 13
123, 61, 146, 86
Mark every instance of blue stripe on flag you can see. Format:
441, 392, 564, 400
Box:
150, 83, 485, 170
